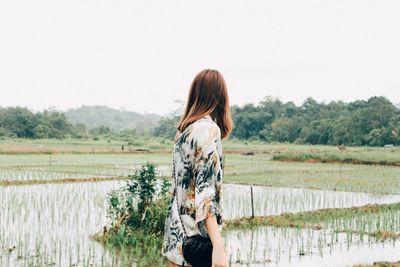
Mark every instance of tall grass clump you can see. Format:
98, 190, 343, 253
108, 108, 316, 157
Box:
92, 161, 171, 266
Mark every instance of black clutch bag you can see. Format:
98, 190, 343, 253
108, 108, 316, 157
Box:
182, 234, 213, 267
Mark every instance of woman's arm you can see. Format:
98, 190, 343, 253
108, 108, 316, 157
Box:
193, 123, 227, 266
204, 215, 227, 267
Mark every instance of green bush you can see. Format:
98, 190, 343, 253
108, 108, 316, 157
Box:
102, 162, 171, 243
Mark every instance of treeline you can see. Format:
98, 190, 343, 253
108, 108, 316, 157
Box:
0, 107, 108, 139
155, 96, 400, 146
2, 96, 400, 146
0, 107, 155, 139
229, 96, 400, 146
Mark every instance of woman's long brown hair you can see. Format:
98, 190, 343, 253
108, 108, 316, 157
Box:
176, 69, 233, 139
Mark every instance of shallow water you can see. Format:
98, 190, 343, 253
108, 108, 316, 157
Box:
0, 181, 399, 266
223, 183, 400, 219
0, 164, 172, 182
224, 226, 400, 267
0, 180, 125, 266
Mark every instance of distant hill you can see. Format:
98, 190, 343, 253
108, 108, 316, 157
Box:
65, 105, 162, 131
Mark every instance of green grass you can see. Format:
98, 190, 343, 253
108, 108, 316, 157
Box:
224, 153, 400, 194
2, 137, 399, 156
1, 149, 400, 194
0, 137, 174, 154
91, 228, 166, 267
272, 151, 400, 166
354, 262, 400, 267
0, 153, 171, 167
224, 202, 400, 240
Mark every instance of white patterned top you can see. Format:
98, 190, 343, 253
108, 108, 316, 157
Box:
161, 114, 224, 266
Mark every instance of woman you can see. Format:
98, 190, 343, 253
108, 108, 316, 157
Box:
161, 69, 233, 267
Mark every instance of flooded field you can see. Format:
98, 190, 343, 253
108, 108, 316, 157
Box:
1, 180, 399, 266
0, 180, 125, 266
0, 147, 399, 266
224, 226, 400, 266
224, 184, 400, 219
2, 153, 400, 195
0, 165, 171, 182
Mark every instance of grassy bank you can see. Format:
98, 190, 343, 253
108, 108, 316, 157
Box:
91, 228, 165, 267
354, 262, 400, 267
224, 202, 400, 240
272, 151, 400, 166
225, 154, 400, 194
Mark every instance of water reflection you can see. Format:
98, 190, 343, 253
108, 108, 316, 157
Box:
224, 226, 400, 266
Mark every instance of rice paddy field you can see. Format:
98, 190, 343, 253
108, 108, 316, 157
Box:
0, 138, 400, 266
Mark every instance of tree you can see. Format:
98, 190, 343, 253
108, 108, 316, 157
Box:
33, 124, 51, 138
231, 104, 273, 140
365, 127, 390, 146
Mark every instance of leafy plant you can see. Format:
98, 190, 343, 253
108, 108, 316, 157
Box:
104, 161, 172, 240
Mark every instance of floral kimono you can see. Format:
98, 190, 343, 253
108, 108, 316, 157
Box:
161, 114, 224, 266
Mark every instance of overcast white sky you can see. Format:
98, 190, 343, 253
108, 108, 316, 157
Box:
1, 0, 399, 116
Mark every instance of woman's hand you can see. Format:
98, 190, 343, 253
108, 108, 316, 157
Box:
212, 243, 228, 267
